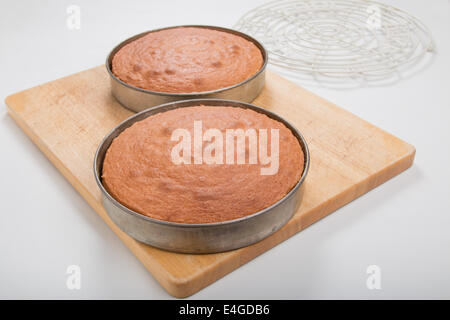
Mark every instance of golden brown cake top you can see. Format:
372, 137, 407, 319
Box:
111, 27, 263, 93
102, 106, 304, 224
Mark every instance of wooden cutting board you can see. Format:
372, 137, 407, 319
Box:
5, 66, 415, 297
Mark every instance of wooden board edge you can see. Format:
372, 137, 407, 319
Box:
4, 66, 104, 105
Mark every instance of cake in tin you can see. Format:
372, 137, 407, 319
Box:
101, 106, 304, 224
111, 27, 264, 93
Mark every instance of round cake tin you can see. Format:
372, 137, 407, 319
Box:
94, 99, 309, 254
106, 25, 268, 112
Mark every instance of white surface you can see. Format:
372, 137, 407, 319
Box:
0, 0, 449, 299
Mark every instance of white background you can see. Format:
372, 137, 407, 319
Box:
0, 0, 449, 299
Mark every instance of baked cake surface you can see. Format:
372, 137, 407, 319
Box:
102, 106, 304, 224
111, 27, 263, 93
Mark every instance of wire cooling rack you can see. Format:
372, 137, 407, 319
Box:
235, 0, 435, 87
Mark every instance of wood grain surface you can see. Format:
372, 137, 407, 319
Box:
5, 66, 415, 297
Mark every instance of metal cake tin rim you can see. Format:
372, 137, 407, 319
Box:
94, 98, 310, 229
105, 24, 269, 97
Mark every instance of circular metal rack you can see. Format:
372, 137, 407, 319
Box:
235, 0, 435, 85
